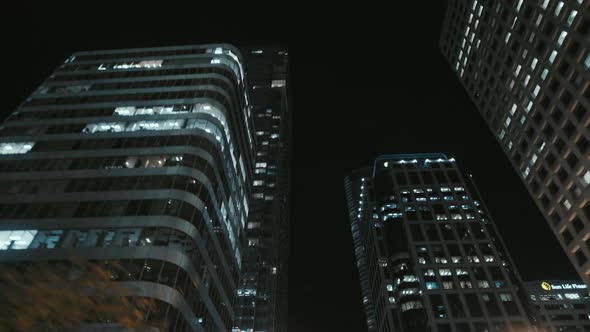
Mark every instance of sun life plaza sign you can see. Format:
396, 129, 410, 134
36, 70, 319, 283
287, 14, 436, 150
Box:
541, 281, 587, 291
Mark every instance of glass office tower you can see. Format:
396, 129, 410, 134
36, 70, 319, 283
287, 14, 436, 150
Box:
345, 154, 538, 332
0, 44, 255, 331
233, 46, 291, 332
525, 280, 590, 331
440, 0, 590, 284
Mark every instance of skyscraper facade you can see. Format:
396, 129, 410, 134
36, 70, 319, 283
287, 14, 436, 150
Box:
0, 44, 255, 331
525, 279, 590, 331
345, 154, 538, 332
233, 46, 291, 332
440, 0, 590, 284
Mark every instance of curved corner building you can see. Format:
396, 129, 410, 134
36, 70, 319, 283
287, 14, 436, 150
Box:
0, 44, 255, 331
345, 154, 539, 332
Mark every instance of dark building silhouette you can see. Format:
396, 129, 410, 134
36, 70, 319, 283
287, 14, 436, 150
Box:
440, 0, 590, 285
233, 46, 291, 332
345, 154, 538, 332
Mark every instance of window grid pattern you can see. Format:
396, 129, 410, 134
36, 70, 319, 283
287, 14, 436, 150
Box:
440, 0, 590, 285
346, 155, 537, 332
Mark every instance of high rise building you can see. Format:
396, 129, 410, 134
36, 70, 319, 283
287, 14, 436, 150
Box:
439, 0, 590, 284
525, 279, 590, 331
233, 46, 291, 332
345, 154, 538, 332
0, 44, 257, 331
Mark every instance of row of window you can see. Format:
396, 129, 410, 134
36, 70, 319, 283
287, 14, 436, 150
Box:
409, 221, 491, 243
0, 226, 237, 313
50, 64, 233, 84
72, 47, 208, 62
421, 264, 508, 291
425, 290, 523, 319
22, 88, 233, 112
2, 259, 228, 331
3, 133, 247, 214
415, 242, 497, 265
40, 77, 233, 98
0, 174, 212, 199
0, 198, 239, 287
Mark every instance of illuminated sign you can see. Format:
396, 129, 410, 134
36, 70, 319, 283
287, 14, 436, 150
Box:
541, 281, 587, 291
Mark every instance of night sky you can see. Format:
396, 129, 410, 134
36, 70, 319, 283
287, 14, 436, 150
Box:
2, 2, 580, 331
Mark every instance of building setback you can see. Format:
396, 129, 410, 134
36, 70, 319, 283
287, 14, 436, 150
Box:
345, 154, 538, 332
440, 0, 590, 284
0, 44, 256, 331
233, 46, 291, 332
526, 280, 590, 331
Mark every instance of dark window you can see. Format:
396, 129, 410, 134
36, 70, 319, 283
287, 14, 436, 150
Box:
562, 229, 574, 245
576, 249, 587, 266
572, 103, 587, 122
576, 136, 589, 153
566, 152, 579, 169
410, 225, 424, 241
447, 294, 466, 318
430, 294, 447, 319
572, 217, 585, 233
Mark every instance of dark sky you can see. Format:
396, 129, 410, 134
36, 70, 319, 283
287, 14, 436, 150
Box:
1, 2, 580, 331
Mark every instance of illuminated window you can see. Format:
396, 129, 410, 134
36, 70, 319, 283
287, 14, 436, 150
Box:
83, 122, 125, 133
564, 293, 581, 300
442, 282, 454, 289
0, 142, 35, 154
478, 280, 490, 288
533, 85, 541, 98
401, 301, 423, 312
403, 275, 418, 282
557, 31, 568, 47
456, 268, 468, 275
439, 269, 452, 276
568, 10, 578, 25
0, 230, 38, 250
247, 222, 261, 229
424, 269, 436, 277
426, 282, 438, 289
112, 60, 163, 69
499, 293, 513, 302
549, 50, 558, 63
114, 106, 136, 116
401, 288, 419, 295
554, 1, 564, 15
271, 80, 286, 88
